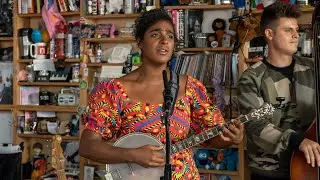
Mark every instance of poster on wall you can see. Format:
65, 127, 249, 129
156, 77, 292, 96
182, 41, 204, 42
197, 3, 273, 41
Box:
0, 111, 12, 144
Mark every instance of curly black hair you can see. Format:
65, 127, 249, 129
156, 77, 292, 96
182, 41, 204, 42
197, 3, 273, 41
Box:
134, 8, 175, 41
260, 1, 301, 34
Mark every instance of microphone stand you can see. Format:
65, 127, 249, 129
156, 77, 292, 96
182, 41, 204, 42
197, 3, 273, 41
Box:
160, 70, 179, 180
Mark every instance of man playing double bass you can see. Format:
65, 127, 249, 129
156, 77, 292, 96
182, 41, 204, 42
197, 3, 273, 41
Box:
237, 1, 320, 180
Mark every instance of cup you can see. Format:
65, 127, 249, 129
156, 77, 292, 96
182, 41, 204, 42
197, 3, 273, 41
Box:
30, 42, 47, 59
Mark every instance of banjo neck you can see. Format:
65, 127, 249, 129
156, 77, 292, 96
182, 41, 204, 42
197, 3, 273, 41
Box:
170, 115, 248, 155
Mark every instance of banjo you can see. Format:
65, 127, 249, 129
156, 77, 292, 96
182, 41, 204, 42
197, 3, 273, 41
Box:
105, 103, 275, 180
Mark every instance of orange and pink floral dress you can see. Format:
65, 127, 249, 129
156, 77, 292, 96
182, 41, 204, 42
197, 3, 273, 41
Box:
84, 76, 225, 180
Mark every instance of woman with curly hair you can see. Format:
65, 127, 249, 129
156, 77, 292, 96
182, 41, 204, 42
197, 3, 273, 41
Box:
79, 8, 243, 180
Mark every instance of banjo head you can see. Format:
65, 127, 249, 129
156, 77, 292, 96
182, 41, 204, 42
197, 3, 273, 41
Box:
113, 132, 164, 149
106, 133, 166, 180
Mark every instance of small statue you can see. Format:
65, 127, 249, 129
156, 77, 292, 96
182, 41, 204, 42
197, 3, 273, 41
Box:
69, 115, 79, 136
212, 18, 227, 47
31, 143, 46, 180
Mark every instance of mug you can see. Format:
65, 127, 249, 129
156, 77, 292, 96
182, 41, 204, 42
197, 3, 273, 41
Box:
30, 42, 47, 59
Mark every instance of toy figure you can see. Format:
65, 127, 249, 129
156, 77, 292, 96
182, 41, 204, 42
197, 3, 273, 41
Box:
194, 149, 210, 169
32, 143, 43, 157
212, 18, 226, 47
31, 143, 46, 180
233, 0, 246, 15
207, 33, 218, 47
69, 115, 79, 136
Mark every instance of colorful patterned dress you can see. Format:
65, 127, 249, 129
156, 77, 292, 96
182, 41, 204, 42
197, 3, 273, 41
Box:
84, 75, 225, 180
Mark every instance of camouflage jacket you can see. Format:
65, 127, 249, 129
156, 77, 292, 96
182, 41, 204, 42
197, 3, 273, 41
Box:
237, 55, 315, 177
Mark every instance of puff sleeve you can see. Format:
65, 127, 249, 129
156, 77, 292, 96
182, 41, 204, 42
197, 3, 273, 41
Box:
187, 76, 225, 134
84, 80, 122, 140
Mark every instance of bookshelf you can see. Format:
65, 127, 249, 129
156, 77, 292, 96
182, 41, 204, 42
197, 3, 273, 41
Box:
11, 0, 82, 178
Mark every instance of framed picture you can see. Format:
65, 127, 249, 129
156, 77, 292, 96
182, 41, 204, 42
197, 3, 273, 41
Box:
0, 61, 13, 104
200, 173, 210, 180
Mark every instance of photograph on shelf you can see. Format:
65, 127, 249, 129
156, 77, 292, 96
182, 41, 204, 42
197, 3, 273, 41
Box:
0, 61, 13, 104
0, 47, 13, 61
20, 86, 40, 105
0, 0, 13, 37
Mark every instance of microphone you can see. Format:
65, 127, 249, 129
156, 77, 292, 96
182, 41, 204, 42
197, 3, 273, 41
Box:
162, 70, 179, 118
228, 14, 250, 23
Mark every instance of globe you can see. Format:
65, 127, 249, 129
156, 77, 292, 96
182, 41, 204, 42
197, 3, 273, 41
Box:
31, 29, 42, 43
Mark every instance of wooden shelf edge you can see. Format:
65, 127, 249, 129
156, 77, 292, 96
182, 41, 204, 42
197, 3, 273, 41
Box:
18, 82, 79, 86
164, 4, 234, 10
0, 104, 14, 111
18, 11, 80, 17
180, 47, 233, 52
82, 37, 136, 42
0, 37, 13, 41
198, 169, 239, 175
18, 133, 79, 140
17, 58, 80, 63
194, 144, 238, 149
87, 63, 141, 67
84, 13, 141, 19
251, 7, 314, 15
16, 105, 78, 112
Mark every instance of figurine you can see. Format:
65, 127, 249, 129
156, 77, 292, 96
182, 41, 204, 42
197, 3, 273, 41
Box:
212, 18, 227, 47
31, 143, 46, 180
69, 115, 79, 136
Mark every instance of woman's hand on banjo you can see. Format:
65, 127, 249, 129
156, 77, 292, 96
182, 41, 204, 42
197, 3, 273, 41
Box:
129, 145, 165, 168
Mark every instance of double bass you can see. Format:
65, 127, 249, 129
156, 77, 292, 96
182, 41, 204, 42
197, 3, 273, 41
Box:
290, 3, 320, 180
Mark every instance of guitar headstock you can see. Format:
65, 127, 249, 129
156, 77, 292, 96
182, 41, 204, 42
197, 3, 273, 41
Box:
246, 103, 275, 122
51, 135, 65, 172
